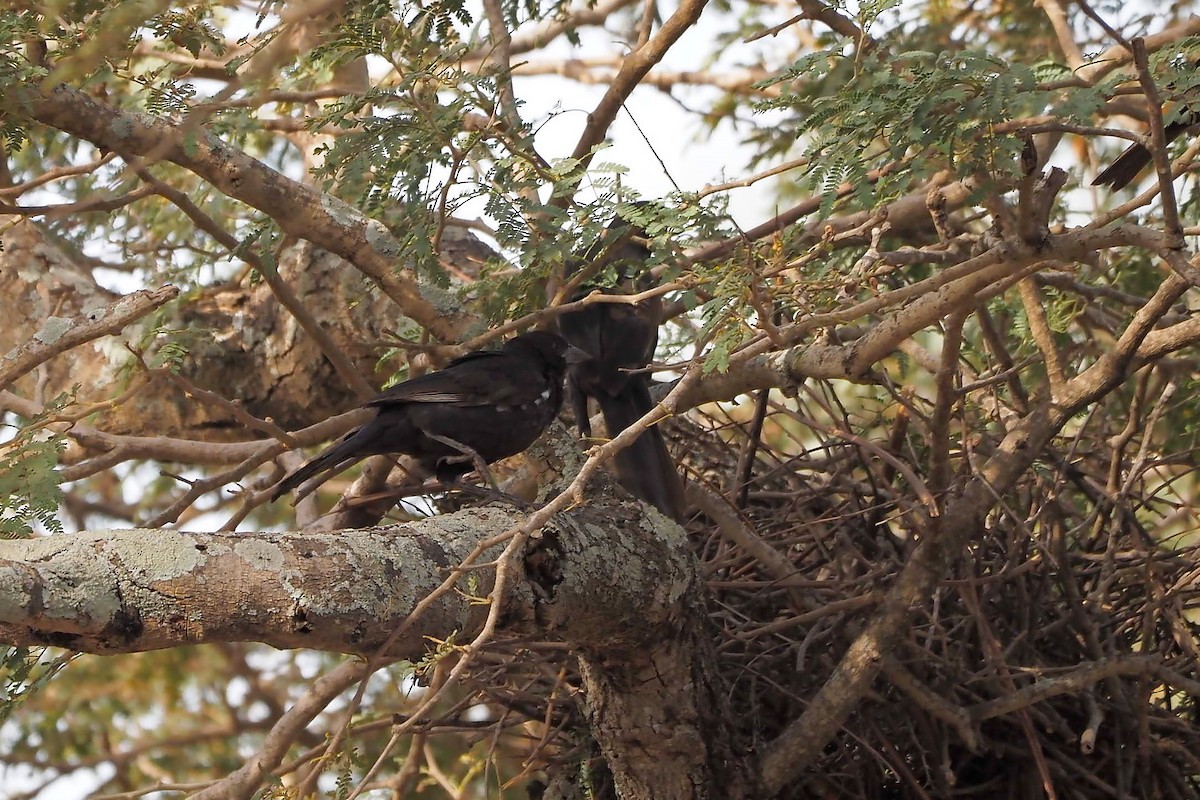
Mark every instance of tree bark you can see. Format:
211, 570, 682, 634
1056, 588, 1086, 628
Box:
0, 483, 749, 797
0, 220, 486, 441
0, 509, 523, 656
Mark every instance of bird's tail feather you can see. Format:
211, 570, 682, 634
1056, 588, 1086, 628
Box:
270, 426, 371, 501
595, 378, 685, 521
1093, 119, 1193, 190
1092, 145, 1153, 190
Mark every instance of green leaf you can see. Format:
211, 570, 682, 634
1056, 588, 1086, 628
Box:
0, 403, 68, 538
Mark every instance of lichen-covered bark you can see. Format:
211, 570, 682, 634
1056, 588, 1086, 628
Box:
522, 484, 756, 799
0, 507, 524, 655
0, 477, 751, 798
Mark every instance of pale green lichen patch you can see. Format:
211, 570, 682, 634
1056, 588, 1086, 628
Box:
4, 531, 82, 561
288, 533, 415, 618
106, 530, 208, 582
362, 533, 432, 614
34, 316, 72, 344
0, 564, 35, 622
320, 192, 362, 229
108, 114, 137, 144
424, 506, 519, 557
414, 279, 464, 317
364, 217, 404, 259
234, 538, 285, 572
40, 549, 122, 624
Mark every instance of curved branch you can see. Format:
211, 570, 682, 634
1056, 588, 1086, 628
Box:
25, 83, 466, 342
0, 285, 178, 393
192, 659, 371, 800
565, 0, 710, 167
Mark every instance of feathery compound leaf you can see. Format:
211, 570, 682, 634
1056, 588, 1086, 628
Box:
0, 431, 65, 538
760, 49, 1046, 203
0, 648, 74, 726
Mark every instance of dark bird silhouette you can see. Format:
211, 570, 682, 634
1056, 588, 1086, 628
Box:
271, 331, 572, 501
558, 211, 685, 521
1093, 117, 1195, 190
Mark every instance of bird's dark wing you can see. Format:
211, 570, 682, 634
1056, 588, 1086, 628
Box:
272, 331, 569, 504
366, 350, 534, 408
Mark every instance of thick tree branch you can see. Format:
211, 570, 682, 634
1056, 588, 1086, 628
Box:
0, 390, 368, 470
192, 659, 371, 800
0, 513, 519, 655
25, 83, 466, 342
0, 491, 690, 658
0, 470, 747, 797
133, 166, 375, 400
565, 0, 710, 168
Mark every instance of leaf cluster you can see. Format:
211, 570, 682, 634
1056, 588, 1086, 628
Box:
0, 395, 68, 538
0, 648, 73, 728
760, 50, 1051, 213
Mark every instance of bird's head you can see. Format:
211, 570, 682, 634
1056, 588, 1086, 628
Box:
502, 330, 584, 371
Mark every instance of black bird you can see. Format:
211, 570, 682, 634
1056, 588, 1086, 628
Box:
1093, 115, 1196, 190
271, 331, 572, 501
558, 211, 686, 521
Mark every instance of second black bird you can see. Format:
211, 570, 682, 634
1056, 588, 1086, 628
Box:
271, 331, 572, 501
558, 210, 686, 521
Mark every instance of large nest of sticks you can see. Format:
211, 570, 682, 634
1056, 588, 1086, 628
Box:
425, 376, 1200, 799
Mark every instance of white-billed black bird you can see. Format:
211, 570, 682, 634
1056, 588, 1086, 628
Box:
271, 331, 573, 501
558, 211, 686, 521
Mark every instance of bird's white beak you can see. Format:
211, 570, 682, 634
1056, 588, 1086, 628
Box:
565, 345, 591, 365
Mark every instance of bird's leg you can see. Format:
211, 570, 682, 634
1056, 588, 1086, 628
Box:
443, 480, 532, 511
425, 433, 499, 490
569, 380, 593, 437
421, 433, 534, 510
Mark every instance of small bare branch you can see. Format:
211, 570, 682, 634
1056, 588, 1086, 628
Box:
0, 286, 179, 393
